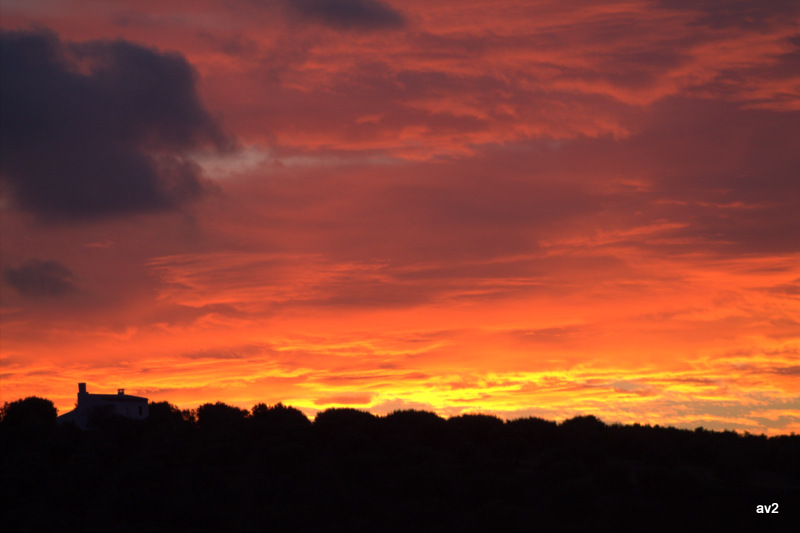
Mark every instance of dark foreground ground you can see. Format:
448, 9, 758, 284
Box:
1, 400, 798, 532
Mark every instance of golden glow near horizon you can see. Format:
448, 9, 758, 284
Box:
1, 1, 799, 434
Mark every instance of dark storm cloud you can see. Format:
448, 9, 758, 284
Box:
3, 259, 77, 298
0, 29, 230, 221
655, 0, 800, 30
283, 0, 406, 31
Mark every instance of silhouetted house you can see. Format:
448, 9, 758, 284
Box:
57, 383, 149, 428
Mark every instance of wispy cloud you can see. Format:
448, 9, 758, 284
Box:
1, 0, 798, 434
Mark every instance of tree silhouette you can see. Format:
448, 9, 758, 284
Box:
313, 407, 378, 434
447, 413, 504, 444
0, 396, 57, 426
250, 402, 310, 430
147, 400, 185, 426
560, 414, 605, 432
384, 408, 445, 430
195, 401, 248, 432
2, 397, 798, 532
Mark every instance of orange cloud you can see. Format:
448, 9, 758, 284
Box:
2, 1, 799, 434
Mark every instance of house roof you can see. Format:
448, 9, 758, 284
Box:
85, 393, 148, 402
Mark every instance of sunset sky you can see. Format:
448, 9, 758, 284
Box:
1, 0, 799, 434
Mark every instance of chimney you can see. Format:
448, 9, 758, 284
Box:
78, 383, 87, 394
118, 389, 125, 396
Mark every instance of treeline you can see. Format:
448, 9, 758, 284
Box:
1, 397, 797, 532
